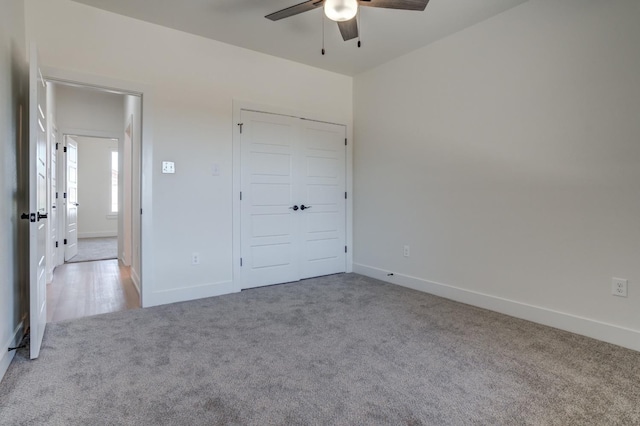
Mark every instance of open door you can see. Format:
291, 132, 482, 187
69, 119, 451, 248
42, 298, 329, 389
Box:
65, 135, 78, 261
27, 43, 48, 359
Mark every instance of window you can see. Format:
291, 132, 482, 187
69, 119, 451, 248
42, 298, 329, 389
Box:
111, 151, 118, 213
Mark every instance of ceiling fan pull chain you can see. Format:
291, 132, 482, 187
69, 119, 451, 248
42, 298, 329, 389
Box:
358, 8, 362, 48
321, 11, 326, 55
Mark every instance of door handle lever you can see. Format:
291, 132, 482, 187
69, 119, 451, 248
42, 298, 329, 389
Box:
288, 205, 299, 211
300, 205, 312, 211
21, 213, 36, 222
37, 212, 48, 221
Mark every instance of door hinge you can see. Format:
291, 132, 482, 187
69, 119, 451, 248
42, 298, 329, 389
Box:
240, 258, 243, 267
240, 191, 242, 201
238, 123, 243, 134
345, 138, 347, 146
140, 208, 143, 215
63, 192, 67, 199
56, 192, 58, 199
345, 192, 347, 199
64, 239, 67, 245
63, 146, 67, 153
345, 246, 348, 253
55, 241, 59, 248
55, 142, 59, 150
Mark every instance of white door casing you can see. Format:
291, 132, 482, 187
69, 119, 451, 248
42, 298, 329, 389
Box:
28, 43, 48, 359
65, 135, 78, 261
239, 110, 346, 289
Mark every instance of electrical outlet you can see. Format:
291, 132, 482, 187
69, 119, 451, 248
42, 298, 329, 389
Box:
612, 278, 627, 297
192, 252, 200, 265
403, 245, 410, 258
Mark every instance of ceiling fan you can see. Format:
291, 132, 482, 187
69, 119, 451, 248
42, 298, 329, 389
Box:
266, 0, 431, 42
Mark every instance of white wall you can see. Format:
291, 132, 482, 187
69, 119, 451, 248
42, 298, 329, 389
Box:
55, 83, 124, 136
75, 136, 119, 238
0, 0, 28, 382
353, 0, 640, 350
25, 0, 353, 306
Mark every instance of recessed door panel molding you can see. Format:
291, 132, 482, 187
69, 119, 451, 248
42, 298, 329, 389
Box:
239, 109, 346, 289
251, 214, 291, 238
250, 151, 291, 176
250, 183, 290, 206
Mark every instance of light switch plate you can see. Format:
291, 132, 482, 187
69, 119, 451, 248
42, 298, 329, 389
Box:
162, 161, 175, 174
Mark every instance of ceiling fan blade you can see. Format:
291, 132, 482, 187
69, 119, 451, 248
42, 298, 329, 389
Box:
266, 0, 324, 21
358, 0, 429, 11
337, 18, 358, 41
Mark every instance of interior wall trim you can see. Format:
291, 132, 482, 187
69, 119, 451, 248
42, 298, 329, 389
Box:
353, 263, 640, 352
145, 280, 237, 307
1, 321, 25, 382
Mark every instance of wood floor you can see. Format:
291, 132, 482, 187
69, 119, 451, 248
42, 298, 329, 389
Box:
47, 259, 140, 323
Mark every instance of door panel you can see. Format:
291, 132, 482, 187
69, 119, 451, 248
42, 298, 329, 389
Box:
240, 110, 346, 289
65, 136, 78, 261
299, 121, 346, 279
240, 111, 299, 289
29, 43, 48, 359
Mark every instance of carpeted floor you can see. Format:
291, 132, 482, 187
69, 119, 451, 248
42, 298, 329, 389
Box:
1, 274, 639, 425
66, 237, 118, 263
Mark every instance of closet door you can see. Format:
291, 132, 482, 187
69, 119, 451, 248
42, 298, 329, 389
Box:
239, 110, 346, 289
298, 120, 346, 279
240, 111, 300, 289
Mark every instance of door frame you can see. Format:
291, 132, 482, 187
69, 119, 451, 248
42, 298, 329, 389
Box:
43, 66, 154, 307
232, 100, 354, 291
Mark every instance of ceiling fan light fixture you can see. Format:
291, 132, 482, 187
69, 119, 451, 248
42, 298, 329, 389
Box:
324, 0, 358, 22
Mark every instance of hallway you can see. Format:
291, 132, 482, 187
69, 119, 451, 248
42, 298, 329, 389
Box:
47, 259, 140, 323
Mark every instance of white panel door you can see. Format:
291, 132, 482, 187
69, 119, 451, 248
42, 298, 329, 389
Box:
239, 110, 346, 289
240, 111, 299, 288
65, 136, 79, 261
28, 43, 48, 359
299, 120, 346, 279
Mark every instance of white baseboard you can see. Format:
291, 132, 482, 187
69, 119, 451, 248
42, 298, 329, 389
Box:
131, 267, 141, 297
353, 263, 640, 352
78, 232, 117, 239
119, 251, 130, 267
1, 321, 25, 383
144, 280, 238, 308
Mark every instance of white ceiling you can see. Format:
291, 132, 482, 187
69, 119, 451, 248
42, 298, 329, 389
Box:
71, 0, 528, 76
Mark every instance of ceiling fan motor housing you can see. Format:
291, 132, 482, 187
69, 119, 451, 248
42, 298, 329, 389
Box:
324, 0, 358, 22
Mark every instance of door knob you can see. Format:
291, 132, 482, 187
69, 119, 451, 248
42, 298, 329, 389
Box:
73, 203, 79, 206
289, 205, 299, 211
21, 213, 36, 222
300, 205, 312, 211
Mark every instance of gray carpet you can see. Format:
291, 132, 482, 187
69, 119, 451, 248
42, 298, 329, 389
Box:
66, 237, 117, 263
1, 274, 639, 425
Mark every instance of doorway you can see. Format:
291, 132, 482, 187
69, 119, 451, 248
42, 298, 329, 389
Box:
62, 135, 119, 264
44, 80, 142, 323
